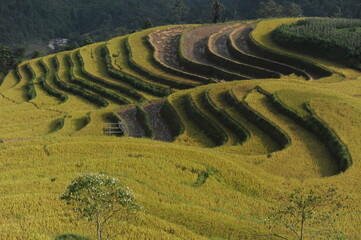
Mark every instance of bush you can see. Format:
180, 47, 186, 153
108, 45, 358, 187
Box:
55, 233, 91, 240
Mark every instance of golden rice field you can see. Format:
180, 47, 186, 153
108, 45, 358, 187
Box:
1, 18, 361, 239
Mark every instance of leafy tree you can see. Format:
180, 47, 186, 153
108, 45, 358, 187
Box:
60, 42, 80, 52
81, 37, 94, 47
266, 187, 350, 240
0, 46, 24, 74
0, 46, 14, 74
31, 50, 45, 59
331, 6, 343, 18
143, 18, 153, 29
172, 0, 188, 24
210, 0, 224, 23
284, 2, 303, 17
60, 173, 142, 240
257, 0, 284, 18
14, 46, 26, 59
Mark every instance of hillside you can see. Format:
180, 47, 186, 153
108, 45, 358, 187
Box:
1, 0, 361, 46
1, 18, 361, 239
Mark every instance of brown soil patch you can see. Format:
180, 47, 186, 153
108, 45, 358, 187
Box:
118, 106, 145, 138
184, 23, 233, 64
143, 100, 173, 142
149, 26, 189, 71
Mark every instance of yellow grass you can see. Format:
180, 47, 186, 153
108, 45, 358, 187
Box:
1, 19, 361, 239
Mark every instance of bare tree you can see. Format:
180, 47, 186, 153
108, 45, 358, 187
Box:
266, 187, 349, 240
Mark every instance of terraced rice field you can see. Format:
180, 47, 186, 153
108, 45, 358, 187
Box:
1, 18, 361, 239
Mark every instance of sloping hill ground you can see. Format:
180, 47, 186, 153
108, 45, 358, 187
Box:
1, 18, 361, 239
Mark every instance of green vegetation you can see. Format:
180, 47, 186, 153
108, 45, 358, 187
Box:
272, 18, 361, 69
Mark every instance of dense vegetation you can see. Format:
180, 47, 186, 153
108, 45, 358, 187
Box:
1, 0, 361, 46
272, 18, 361, 68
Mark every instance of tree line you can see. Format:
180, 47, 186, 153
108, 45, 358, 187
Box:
1, 0, 361, 75
1, 0, 361, 46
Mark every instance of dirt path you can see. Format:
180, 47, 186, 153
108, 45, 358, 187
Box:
118, 106, 145, 138
144, 100, 173, 142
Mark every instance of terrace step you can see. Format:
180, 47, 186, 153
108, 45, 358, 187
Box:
245, 87, 338, 178
229, 27, 311, 79
167, 91, 214, 147
190, 87, 236, 146
180, 24, 249, 81
206, 23, 281, 79
247, 30, 332, 80
184, 91, 228, 147
0, 70, 18, 91
202, 89, 249, 145
52, 55, 108, 108
69, 51, 131, 106
78, 44, 148, 103
126, 30, 200, 89
29, 60, 64, 106
148, 26, 210, 83
219, 85, 280, 154
38, 58, 69, 103
105, 38, 172, 98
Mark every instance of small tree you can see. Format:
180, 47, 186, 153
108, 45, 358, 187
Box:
266, 187, 349, 240
60, 173, 142, 240
257, 0, 284, 18
284, 2, 303, 17
210, 0, 224, 23
172, 0, 188, 24
143, 18, 153, 29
